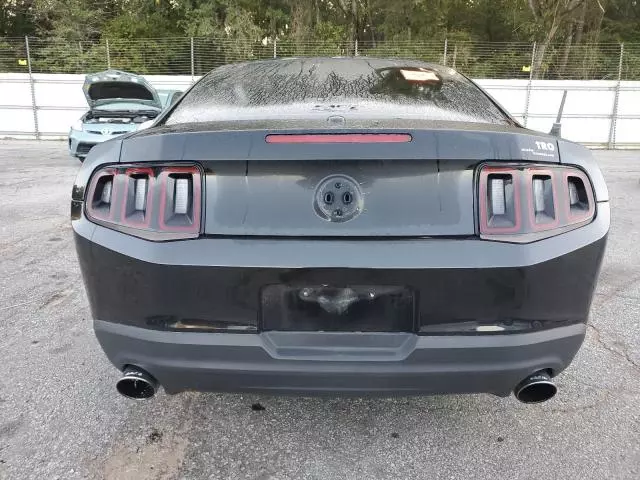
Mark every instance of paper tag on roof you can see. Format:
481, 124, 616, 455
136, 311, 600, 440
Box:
399, 69, 440, 82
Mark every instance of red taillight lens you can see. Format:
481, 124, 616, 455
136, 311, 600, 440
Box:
86, 168, 116, 221
121, 167, 155, 228
479, 164, 595, 242
158, 167, 202, 234
479, 168, 522, 234
85, 164, 202, 240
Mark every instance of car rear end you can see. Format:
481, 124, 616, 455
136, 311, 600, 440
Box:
72, 58, 609, 402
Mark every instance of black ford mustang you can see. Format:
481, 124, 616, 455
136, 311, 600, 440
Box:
72, 57, 608, 403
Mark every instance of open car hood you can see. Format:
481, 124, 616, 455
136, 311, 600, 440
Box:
83, 70, 161, 109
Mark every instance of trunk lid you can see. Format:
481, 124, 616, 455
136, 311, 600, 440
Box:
206, 158, 476, 237
83, 70, 161, 109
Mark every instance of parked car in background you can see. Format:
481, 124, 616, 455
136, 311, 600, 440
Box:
159, 89, 183, 108
68, 69, 181, 160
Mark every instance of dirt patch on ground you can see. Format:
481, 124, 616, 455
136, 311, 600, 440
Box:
92, 394, 201, 480
100, 430, 189, 480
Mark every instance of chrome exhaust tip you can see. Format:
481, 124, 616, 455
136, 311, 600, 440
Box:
116, 366, 158, 400
514, 370, 557, 404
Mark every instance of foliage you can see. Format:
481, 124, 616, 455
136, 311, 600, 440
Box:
0, 0, 638, 78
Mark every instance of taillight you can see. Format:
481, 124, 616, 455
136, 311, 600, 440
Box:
478, 164, 595, 242
85, 164, 202, 240
86, 168, 116, 221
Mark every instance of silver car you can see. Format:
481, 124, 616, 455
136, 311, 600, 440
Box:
68, 70, 181, 160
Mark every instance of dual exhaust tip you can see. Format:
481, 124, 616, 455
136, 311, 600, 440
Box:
115, 367, 557, 403
513, 370, 557, 404
116, 366, 158, 400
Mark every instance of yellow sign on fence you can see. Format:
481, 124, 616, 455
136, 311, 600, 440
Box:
18, 59, 27, 66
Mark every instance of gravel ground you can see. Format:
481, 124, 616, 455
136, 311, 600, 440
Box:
0, 141, 638, 480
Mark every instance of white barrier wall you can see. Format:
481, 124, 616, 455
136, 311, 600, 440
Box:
480, 79, 640, 147
1, 73, 639, 147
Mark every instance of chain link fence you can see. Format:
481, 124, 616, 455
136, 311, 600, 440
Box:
1, 37, 639, 148
0, 37, 638, 80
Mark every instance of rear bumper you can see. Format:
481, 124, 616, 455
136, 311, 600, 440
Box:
75, 204, 608, 396
95, 320, 586, 396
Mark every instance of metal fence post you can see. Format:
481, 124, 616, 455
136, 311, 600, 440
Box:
106, 39, 111, 69
452, 44, 457, 69
608, 43, 624, 149
523, 42, 537, 127
273, 38, 277, 59
443, 38, 448, 66
25, 36, 40, 140
354, 39, 359, 56
190, 37, 195, 81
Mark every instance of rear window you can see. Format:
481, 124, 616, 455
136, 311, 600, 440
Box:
165, 57, 511, 125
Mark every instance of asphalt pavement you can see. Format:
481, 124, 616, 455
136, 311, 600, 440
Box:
0, 141, 638, 480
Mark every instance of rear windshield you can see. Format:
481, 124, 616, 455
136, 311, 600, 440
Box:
165, 57, 511, 125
